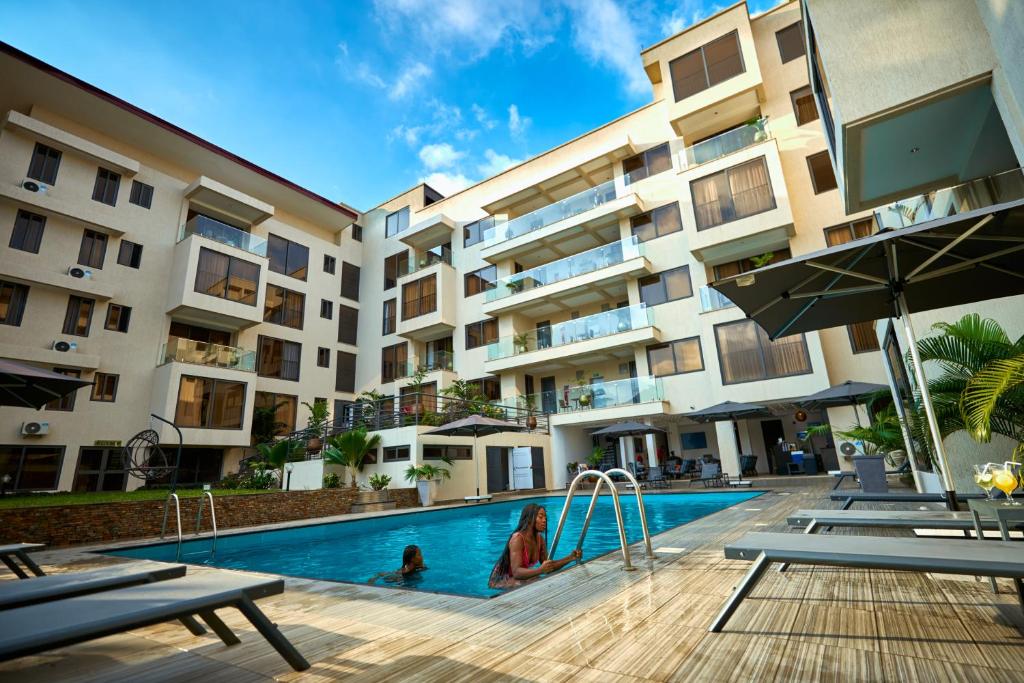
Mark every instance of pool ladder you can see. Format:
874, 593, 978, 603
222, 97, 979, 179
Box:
161, 491, 218, 561
550, 468, 653, 571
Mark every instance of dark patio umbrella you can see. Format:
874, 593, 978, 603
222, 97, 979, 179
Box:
0, 358, 92, 409
425, 415, 526, 497
799, 380, 890, 426
711, 197, 1024, 509
685, 400, 771, 423
591, 421, 665, 437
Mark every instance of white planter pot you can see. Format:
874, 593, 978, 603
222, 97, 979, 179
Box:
416, 479, 435, 506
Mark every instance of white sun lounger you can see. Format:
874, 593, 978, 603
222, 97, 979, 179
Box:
0, 543, 45, 578
0, 561, 187, 610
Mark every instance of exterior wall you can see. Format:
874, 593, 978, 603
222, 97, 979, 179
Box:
976, 0, 1024, 166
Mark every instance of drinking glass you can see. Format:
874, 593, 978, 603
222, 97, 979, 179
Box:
992, 465, 1020, 506
973, 464, 995, 499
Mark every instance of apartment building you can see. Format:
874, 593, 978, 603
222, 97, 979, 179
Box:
0, 43, 362, 492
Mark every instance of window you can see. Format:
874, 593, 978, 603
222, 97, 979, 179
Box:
467, 377, 501, 401
169, 321, 231, 346
351, 224, 363, 241
92, 168, 121, 205
341, 262, 360, 300
382, 343, 408, 382
117, 240, 143, 268
44, 368, 80, 411
175, 376, 246, 429
62, 296, 95, 336
848, 320, 880, 353
647, 337, 704, 377
267, 234, 309, 280
323, 254, 336, 274
622, 143, 672, 184
464, 265, 497, 296
91, 372, 119, 402
104, 303, 131, 333
194, 248, 260, 306
128, 180, 154, 209
385, 207, 410, 238
73, 447, 127, 492
402, 274, 437, 319
78, 229, 107, 269
423, 445, 472, 461
383, 251, 408, 290
383, 445, 410, 462
0, 281, 28, 326
0, 446, 63, 490
336, 351, 357, 392
10, 210, 45, 253
791, 86, 818, 126
263, 285, 304, 329
383, 299, 397, 335
824, 217, 874, 247
257, 336, 301, 381
27, 143, 61, 185
714, 319, 811, 384
254, 391, 297, 434
639, 266, 692, 306
630, 202, 682, 242
464, 217, 493, 248
807, 151, 837, 194
320, 299, 333, 319
338, 304, 359, 345
808, 17, 836, 151
713, 248, 792, 280
317, 347, 331, 367
669, 31, 744, 102
775, 21, 805, 63
466, 319, 498, 349
692, 157, 776, 230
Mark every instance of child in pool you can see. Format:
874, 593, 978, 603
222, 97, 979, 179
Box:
368, 544, 427, 585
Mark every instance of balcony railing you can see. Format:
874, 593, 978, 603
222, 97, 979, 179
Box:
501, 375, 664, 415
335, 393, 548, 435
403, 246, 453, 276
403, 351, 455, 375
179, 215, 267, 257
482, 179, 619, 246
401, 292, 438, 320
874, 168, 1024, 230
486, 238, 644, 303
699, 285, 735, 313
681, 119, 769, 169
487, 305, 653, 361
160, 336, 256, 372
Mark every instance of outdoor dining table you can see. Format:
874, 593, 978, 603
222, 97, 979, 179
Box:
967, 498, 1024, 597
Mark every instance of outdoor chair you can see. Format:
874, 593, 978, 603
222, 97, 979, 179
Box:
689, 463, 723, 487
739, 455, 758, 477
0, 544, 45, 579
645, 466, 669, 489
665, 461, 682, 479
681, 459, 696, 477
829, 490, 985, 510
0, 561, 187, 611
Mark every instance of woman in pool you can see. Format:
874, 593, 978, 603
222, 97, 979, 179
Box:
488, 503, 581, 589
369, 544, 426, 585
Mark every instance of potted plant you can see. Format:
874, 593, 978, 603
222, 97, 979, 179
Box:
406, 367, 428, 415
576, 379, 593, 407
587, 446, 604, 470
747, 116, 768, 142
566, 461, 579, 475
369, 473, 392, 491
250, 402, 286, 447
404, 463, 452, 506
522, 393, 538, 431
513, 332, 531, 354
750, 251, 775, 269
506, 279, 524, 294
301, 400, 331, 452
323, 428, 382, 487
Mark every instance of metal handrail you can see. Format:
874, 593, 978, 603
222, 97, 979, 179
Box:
160, 493, 183, 561
605, 468, 654, 559
195, 490, 219, 556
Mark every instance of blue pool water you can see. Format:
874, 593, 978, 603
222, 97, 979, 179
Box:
107, 491, 762, 598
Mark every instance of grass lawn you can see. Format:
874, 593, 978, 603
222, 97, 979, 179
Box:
0, 488, 278, 509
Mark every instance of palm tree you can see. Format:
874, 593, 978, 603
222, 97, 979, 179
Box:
255, 438, 304, 488
961, 354, 1024, 460
323, 429, 382, 487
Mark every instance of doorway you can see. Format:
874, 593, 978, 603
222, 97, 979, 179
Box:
540, 376, 556, 414
760, 420, 786, 474
486, 446, 510, 492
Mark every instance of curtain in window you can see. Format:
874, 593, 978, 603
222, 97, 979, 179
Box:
228, 259, 260, 305
728, 159, 772, 218
716, 321, 764, 383
175, 376, 206, 427
761, 329, 810, 377
195, 249, 229, 298
692, 174, 727, 229
284, 291, 304, 328
794, 91, 817, 124
209, 380, 245, 428
281, 341, 301, 380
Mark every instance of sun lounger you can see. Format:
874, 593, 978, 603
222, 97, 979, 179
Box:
689, 463, 722, 487
0, 561, 186, 610
787, 509, 1011, 535
709, 532, 1024, 632
0, 543, 45, 579
0, 571, 310, 671
829, 491, 985, 510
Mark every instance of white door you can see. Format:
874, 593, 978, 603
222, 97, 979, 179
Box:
512, 447, 533, 489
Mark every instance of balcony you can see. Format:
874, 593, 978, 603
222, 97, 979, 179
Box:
504, 375, 668, 426
184, 176, 274, 225
484, 305, 660, 374
699, 285, 735, 313
873, 169, 1024, 230
159, 336, 256, 373
400, 212, 456, 250
396, 263, 456, 342
483, 238, 650, 316
149, 361, 255, 448
179, 215, 267, 258
399, 245, 453, 280
679, 119, 768, 170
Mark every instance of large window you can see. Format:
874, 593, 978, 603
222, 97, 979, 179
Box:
647, 337, 704, 377
117, 240, 143, 268
104, 303, 131, 333
383, 445, 410, 462
27, 143, 61, 185
78, 229, 107, 269
336, 351, 357, 392
129, 180, 154, 209
692, 157, 775, 230
194, 247, 260, 306
848, 321, 880, 354
385, 207, 410, 238
464, 217, 493, 248
10, 210, 45, 253
44, 368, 80, 411
382, 343, 408, 382
712, 248, 792, 280
402, 274, 437, 319
669, 31, 744, 102
791, 86, 818, 126
466, 319, 498, 349
62, 295, 95, 336
92, 168, 121, 205
0, 445, 63, 490
630, 202, 682, 242
175, 376, 246, 429
423, 445, 472, 461
263, 285, 304, 329
384, 250, 408, 290
73, 447, 127, 492
91, 372, 119, 402
775, 21, 805, 63
341, 262, 360, 300
714, 319, 811, 384
639, 265, 692, 306
382, 299, 396, 335
267, 234, 309, 280
622, 143, 672, 184
467, 377, 501, 401
257, 336, 301, 381
254, 391, 298, 435
338, 304, 358, 345
464, 265, 497, 296
807, 151, 837, 194
0, 281, 29, 326
824, 217, 874, 247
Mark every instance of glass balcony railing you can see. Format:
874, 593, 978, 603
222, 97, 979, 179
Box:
680, 118, 769, 169
873, 168, 1024, 230
699, 285, 736, 313
486, 238, 644, 303
179, 215, 267, 257
160, 336, 256, 372
487, 305, 653, 361
402, 351, 455, 376
501, 375, 664, 415
482, 179, 619, 246
403, 246, 453, 276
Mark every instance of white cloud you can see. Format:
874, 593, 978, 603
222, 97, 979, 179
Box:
421, 171, 475, 195
660, 2, 727, 36
508, 104, 532, 138
477, 149, 522, 178
472, 103, 497, 130
387, 99, 463, 147
564, 0, 649, 97
336, 43, 432, 99
418, 142, 465, 169
389, 62, 432, 99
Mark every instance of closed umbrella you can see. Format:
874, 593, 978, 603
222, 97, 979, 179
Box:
799, 380, 890, 426
0, 358, 92, 409
425, 415, 525, 498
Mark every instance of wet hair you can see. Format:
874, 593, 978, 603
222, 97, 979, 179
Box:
489, 503, 543, 585
402, 544, 420, 569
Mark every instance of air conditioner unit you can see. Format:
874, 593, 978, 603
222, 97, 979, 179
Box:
21, 421, 50, 436
21, 178, 47, 194
52, 340, 77, 352
66, 266, 92, 279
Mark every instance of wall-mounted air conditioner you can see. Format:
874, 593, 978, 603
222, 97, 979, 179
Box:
21, 421, 50, 436
21, 178, 48, 193
52, 340, 78, 352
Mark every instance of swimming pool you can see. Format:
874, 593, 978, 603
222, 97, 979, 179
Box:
107, 490, 763, 598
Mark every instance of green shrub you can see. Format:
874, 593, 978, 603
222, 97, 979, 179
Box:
323, 472, 342, 489
369, 473, 392, 490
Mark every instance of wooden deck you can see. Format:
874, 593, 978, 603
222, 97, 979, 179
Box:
3, 477, 1023, 682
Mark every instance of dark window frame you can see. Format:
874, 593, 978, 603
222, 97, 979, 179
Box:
10, 210, 46, 254
630, 202, 682, 243
465, 319, 498, 350
463, 217, 493, 248
382, 299, 397, 335
323, 254, 336, 274
402, 274, 437, 319
337, 303, 359, 345
267, 234, 310, 281
382, 445, 410, 462
116, 240, 143, 268
824, 217, 875, 247
62, 295, 95, 337
27, 143, 62, 185
775, 21, 806, 64
381, 342, 408, 383
669, 30, 745, 102
423, 444, 472, 460
385, 207, 410, 238
335, 351, 357, 392
807, 150, 838, 194
254, 391, 298, 435
174, 375, 248, 430
848, 320, 881, 354
317, 347, 331, 367
78, 229, 107, 269
646, 336, 704, 377
92, 168, 121, 206
340, 262, 360, 301
638, 265, 693, 307
320, 299, 333, 320
257, 335, 302, 382
263, 284, 305, 329
73, 447, 128, 492
713, 318, 813, 385
193, 247, 260, 307
691, 156, 777, 231
790, 85, 818, 126
464, 265, 497, 297
90, 372, 119, 402
351, 224, 363, 241
622, 143, 673, 185
383, 251, 408, 290
103, 303, 131, 333
128, 180, 154, 209
0, 445, 64, 491
0, 281, 29, 327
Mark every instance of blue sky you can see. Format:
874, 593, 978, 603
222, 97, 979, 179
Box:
1, 0, 779, 210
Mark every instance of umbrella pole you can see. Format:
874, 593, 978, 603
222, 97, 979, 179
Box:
852, 401, 862, 427
897, 293, 959, 510
475, 432, 480, 498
